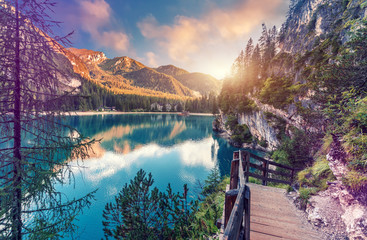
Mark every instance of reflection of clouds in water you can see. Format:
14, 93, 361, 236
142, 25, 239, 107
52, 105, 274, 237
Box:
176, 138, 216, 170
71, 144, 170, 183
70, 138, 217, 184
106, 186, 118, 196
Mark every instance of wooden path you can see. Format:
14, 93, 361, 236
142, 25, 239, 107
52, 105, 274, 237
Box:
248, 183, 324, 240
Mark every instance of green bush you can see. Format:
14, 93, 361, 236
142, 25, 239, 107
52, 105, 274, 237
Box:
271, 129, 314, 169
259, 138, 268, 148
102, 169, 198, 239
342, 170, 367, 193
299, 187, 317, 209
259, 76, 297, 109
298, 158, 336, 191
103, 169, 230, 239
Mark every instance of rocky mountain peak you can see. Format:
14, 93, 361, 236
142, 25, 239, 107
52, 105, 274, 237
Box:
68, 48, 107, 65
99, 56, 145, 75
279, 0, 367, 54
155, 65, 189, 78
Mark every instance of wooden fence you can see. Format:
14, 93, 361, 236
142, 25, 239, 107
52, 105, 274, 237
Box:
221, 150, 298, 239
222, 151, 250, 240
243, 151, 297, 186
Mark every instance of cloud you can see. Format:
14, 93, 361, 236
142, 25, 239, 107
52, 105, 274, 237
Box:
79, 0, 130, 52
137, 0, 288, 75
146, 51, 158, 67
138, 15, 209, 62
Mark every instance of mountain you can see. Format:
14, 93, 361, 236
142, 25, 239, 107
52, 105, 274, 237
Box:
124, 67, 194, 97
99, 57, 145, 74
155, 65, 189, 78
156, 65, 221, 95
176, 72, 222, 95
67, 48, 196, 98
66, 48, 222, 99
68, 48, 107, 65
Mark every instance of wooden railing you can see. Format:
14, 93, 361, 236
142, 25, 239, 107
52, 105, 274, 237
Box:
222, 151, 250, 240
243, 151, 297, 186
221, 150, 298, 239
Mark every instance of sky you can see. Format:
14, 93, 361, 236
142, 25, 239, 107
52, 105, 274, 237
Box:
53, 0, 289, 79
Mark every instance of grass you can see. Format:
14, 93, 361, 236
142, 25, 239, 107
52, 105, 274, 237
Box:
298, 157, 336, 191
299, 187, 318, 209
342, 170, 367, 193
194, 177, 229, 236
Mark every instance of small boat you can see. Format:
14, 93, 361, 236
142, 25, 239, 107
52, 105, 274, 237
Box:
178, 111, 190, 116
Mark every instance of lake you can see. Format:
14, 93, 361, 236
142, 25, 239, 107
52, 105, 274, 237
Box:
56, 113, 259, 239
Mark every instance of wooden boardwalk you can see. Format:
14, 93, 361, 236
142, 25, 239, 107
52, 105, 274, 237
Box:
248, 183, 324, 240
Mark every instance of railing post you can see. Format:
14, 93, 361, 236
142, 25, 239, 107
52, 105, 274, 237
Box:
224, 189, 239, 228
291, 169, 295, 184
245, 152, 250, 183
262, 160, 268, 186
233, 151, 239, 160
230, 159, 239, 190
244, 185, 251, 240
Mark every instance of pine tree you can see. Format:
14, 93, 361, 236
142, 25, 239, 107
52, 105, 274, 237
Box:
102, 169, 198, 239
245, 38, 254, 68
250, 44, 261, 85
0, 1, 95, 239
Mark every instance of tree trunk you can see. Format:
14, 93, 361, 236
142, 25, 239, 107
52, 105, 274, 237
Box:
12, 0, 23, 239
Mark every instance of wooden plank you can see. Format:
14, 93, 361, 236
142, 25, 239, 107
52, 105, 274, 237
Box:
223, 186, 245, 240
248, 162, 266, 171
267, 168, 293, 178
248, 163, 292, 178
266, 177, 292, 185
248, 152, 295, 171
248, 153, 268, 163
267, 161, 294, 171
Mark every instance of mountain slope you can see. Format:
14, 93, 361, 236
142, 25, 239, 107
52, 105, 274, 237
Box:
67, 48, 195, 99
176, 72, 222, 95
155, 65, 189, 78
124, 67, 194, 96
99, 57, 145, 74
156, 64, 221, 95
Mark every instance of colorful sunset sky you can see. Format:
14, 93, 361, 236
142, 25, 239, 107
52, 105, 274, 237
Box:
54, 0, 289, 79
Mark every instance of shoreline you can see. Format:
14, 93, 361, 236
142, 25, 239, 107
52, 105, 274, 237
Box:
63, 111, 215, 117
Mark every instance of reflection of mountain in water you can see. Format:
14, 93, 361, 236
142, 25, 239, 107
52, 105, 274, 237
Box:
65, 114, 214, 155
64, 114, 264, 178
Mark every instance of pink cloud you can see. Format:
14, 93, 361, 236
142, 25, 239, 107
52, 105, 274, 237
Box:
146, 52, 158, 67
138, 0, 286, 63
79, 0, 130, 52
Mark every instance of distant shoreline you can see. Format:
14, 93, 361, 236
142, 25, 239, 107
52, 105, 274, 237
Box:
63, 111, 215, 117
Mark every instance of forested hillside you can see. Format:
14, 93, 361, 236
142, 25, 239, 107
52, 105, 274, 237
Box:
217, 0, 367, 238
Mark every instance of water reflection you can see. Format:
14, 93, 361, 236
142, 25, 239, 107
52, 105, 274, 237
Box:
58, 114, 253, 239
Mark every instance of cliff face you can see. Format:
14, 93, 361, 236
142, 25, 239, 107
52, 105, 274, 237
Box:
237, 111, 279, 150
222, 0, 367, 147
280, 0, 367, 54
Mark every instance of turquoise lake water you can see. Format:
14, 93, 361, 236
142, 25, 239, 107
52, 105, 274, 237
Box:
56, 114, 260, 239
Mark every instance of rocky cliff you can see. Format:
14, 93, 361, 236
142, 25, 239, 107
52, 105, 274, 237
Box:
237, 111, 279, 150
218, 1, 367, 238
